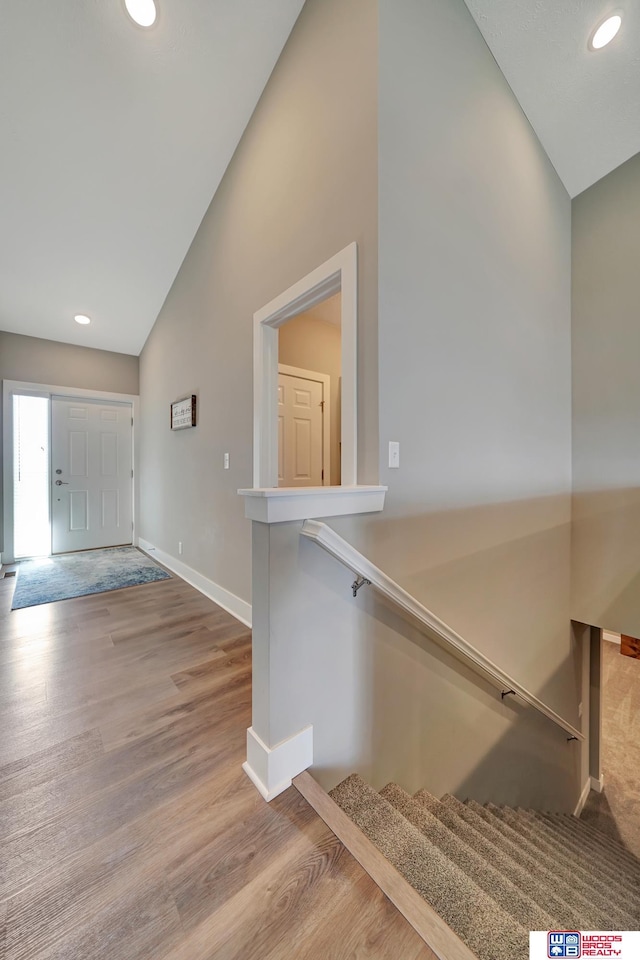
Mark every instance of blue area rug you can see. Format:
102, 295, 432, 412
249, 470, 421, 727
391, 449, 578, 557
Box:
11, 546, 171, 610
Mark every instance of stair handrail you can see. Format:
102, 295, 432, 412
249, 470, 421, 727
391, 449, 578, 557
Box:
301, 519, 584, 742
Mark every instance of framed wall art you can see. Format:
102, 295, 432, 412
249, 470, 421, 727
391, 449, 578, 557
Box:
171, 394, 197, 430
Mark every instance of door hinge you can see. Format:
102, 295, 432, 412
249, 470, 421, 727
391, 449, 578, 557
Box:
131, 417, 134, 426
131, 469, 134, 478
320, 400, 325, 410
321, 468, 324, 481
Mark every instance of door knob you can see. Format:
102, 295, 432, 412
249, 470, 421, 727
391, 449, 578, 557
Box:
55, 479, 69, 486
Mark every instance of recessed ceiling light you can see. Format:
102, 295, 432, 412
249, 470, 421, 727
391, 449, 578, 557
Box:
124, 0, 157, 28
589, 14, 622, 50
74, 314, 91, 325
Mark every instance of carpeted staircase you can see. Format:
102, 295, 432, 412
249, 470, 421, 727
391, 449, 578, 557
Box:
330, 774, 640, 960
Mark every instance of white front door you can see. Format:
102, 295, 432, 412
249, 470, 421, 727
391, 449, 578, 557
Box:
51, 397, 133, 554
278, 372, 324, 487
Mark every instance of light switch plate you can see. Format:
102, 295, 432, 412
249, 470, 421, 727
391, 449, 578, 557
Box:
388, 441, 400, 469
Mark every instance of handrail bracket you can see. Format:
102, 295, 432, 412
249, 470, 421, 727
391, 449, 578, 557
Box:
501, 689, 516, 700
352, 576, 371, 598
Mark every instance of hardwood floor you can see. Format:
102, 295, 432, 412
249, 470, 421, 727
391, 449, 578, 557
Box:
620, 633, 640, 659
0, 567, 434, 959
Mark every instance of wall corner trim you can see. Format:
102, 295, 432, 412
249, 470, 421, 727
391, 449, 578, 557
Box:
589, 775, 605, 794
137, 538, 251, 627
573, 777, 593, 817
243, 725, 313, 802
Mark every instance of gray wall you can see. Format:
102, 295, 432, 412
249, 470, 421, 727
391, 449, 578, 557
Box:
259, 520, 584, 809
0, 331, 139, 395
260, 0, 580, 806
372, 0, 574, 715
572, 152, 640, 635
0, 331, 139, 551
138, 0, 378, 603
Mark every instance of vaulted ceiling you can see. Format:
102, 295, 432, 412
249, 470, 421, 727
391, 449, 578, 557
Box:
0, 0, 305, 356
464, 0, 640, 198
1, 1, 638, 357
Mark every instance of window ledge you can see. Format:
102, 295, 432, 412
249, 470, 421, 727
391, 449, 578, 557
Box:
238, 485, 387, 523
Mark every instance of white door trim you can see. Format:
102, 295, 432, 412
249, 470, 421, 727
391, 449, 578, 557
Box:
253, 242, 357, 489
278, 363, 331, 486
2, 379, 139, 564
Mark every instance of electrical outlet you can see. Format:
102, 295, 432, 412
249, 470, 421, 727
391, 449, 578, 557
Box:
224, 452, 230, 470
178, 541, 183, 556
388, 441, 400, 469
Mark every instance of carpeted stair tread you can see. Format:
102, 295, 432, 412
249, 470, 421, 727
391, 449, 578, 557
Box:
515, 806, 636, 872
514, 809, 640, 917
575, 808, 640, 851
462, 798, 616, 930
475, 800, 610, 882
543, 813, 640, 876
411, 788, 441, 815
523, 810, 640, 892
571, 812, 640, 856
417, 792, 584, 927
330, 775, 528, 960
491, 804, 640, 906
528, 809, 630, 849
379, 782, 554, 931
481, 802, 638, 927
482, 803, 637, 929
580, 804, 632, 845
330, 773, 640, 948
570, 810, 640, 853
441, 794, 600, 929
422, 791, 636, 929
523, 807, 640, 869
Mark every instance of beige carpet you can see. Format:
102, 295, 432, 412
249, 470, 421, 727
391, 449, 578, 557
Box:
581, 638, 640, 856
330, 774, 640, 959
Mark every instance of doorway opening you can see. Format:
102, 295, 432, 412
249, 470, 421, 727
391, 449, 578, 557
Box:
277, 292, 342, 487
581, 628, 640, 856
13, 394, 51, 559
3, 381, 137, 565
252, 242, 357, 490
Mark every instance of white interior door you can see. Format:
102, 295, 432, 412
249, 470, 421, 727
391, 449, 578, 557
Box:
51, 397, 133, 554
278, 372, 324, 487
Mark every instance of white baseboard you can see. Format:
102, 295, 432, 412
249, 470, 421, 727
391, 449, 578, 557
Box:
573, 777, 592, 817
603, 631, 621, 645
590, 775, 605, 794
138, 538, 251, 627
243, 725, 313, 802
